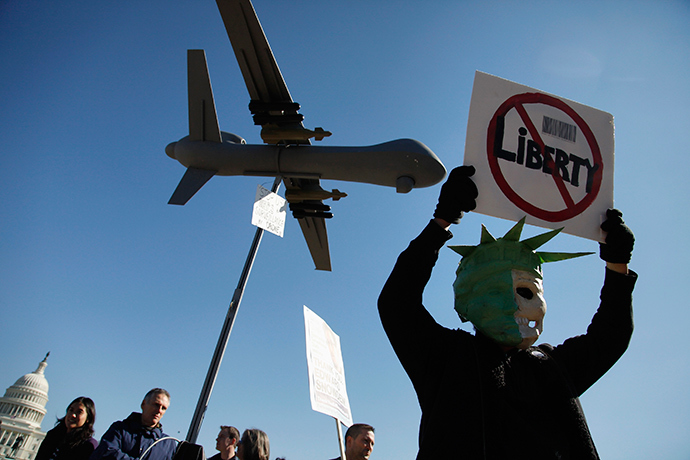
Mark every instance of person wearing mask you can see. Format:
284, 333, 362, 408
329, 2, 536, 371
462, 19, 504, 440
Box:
378, 166, 636, 459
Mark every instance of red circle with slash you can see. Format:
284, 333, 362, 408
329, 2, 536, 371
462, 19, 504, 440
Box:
486, 92, 603, 222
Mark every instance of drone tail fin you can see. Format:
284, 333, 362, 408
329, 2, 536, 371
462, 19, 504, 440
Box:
187, 49, 222, 143
168, 167, 217, 205
167, 50, 222, 206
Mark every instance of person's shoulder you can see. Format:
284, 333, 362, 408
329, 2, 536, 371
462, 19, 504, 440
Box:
452, 327, 474, 338
46, 423, 66, 436
108, 412, 141, 431
75, 437, 98, 456
124, 412, 141, 422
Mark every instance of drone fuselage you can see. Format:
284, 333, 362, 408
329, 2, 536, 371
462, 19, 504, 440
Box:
166, 134, 445, 193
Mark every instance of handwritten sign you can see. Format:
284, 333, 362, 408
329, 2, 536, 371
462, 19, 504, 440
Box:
304, 305, 353, 426
251, 184, 287, 237
464, 71, 614, 241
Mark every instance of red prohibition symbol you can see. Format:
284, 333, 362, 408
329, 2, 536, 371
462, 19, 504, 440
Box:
486, 92, 603, 222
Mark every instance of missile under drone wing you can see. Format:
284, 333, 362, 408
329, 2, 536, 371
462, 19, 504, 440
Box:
217, 0, 334, 271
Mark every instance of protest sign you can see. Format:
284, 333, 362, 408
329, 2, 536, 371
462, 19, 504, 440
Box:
304, 305, 353, 427
251, 184, 287, 237
464, 71, 614, 241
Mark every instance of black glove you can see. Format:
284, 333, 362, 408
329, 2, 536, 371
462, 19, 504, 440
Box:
599, 208, 635, 264
433, 165, 478, 224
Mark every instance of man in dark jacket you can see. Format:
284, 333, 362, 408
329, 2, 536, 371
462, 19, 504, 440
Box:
90, 388, 177, 460
378, 166, 636, 459
327, 423, 375, 460
207, 425, 239, 460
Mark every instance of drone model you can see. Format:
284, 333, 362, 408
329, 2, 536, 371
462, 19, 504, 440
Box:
166, 0, 447, 270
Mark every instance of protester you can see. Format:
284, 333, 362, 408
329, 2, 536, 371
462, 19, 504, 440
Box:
36, 396, 98, 460
89, 388, 176, 460
328, 423, 375, 460
236, 429, 269, 460
208, 425, 240, 460
378, 166, 636, 459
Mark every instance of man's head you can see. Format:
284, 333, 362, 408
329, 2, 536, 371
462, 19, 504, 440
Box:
216, 425, 240, 456
451, 218, 590, 349
140, 388, 170, 428
344, 423, 375, 460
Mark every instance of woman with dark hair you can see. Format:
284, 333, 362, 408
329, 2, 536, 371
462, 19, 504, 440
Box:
236, 428, 270, 460
35, 396, 98, 460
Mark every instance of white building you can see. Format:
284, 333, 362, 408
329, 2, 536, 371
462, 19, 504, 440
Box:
0, 354, 49, 460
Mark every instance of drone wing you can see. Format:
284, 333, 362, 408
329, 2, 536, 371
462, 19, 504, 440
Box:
216, 0, 332, 271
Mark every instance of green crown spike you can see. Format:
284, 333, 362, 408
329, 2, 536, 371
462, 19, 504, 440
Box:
449, 245, 478, 258
538, 251, 594, 263
480, 225, 496, 244
522, 227, 563, 251
503, 217, 525, 242
449, 217, 592, 278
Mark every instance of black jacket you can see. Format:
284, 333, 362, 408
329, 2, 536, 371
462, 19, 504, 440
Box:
36, 422, 97, 460
89, 412, 176, 460
378, 221, 636, 459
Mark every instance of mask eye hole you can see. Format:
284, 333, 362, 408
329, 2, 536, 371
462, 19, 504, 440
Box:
516, 287, 533, 300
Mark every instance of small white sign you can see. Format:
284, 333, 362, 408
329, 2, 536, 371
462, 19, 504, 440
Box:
251, 184, 287, 237
463, 71, 614, 241
304, 305, 353, 427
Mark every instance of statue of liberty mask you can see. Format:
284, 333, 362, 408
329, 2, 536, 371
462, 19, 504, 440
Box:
450, 217, 592, 349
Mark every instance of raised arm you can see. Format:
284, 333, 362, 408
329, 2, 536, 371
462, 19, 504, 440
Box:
547, 208, 637, 395
378, 166, 478, 378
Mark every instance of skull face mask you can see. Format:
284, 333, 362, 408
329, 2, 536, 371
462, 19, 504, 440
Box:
450, 218, 590, 349
512, 269, 546, 348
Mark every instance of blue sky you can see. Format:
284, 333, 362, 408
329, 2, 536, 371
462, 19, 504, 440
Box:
1, 1, 689, 459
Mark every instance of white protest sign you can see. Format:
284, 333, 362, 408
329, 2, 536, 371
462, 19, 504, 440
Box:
463, 71, 614, 241
251, 184, 287, 237
304, 305, 353, 427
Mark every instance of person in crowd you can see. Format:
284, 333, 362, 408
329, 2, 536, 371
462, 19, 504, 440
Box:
36, 396, 98, 460
208, 425, 240, 460
328, 423, 375, 460
378, 166, 636, 459
236, 429, 269, 460
89, 388, 176, 460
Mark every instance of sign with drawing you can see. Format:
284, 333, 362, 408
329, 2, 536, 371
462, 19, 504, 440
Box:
463, 71, 614, 241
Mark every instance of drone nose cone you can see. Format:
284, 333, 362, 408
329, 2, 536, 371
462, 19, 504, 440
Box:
165, 142, 177, 159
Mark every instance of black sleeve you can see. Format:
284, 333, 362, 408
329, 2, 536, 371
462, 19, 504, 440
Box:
548, 268, 637, 395
378, 220, 454, 383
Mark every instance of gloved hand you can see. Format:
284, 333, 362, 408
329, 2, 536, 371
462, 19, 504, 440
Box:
433, 165, 478, 224
599, 208, 635, 264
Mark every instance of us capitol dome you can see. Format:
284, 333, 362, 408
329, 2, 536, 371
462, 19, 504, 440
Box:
0, 353, 50, 460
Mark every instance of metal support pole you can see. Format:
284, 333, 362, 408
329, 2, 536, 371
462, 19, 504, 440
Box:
336, 418, 347, 460
186, 176, 282, 444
